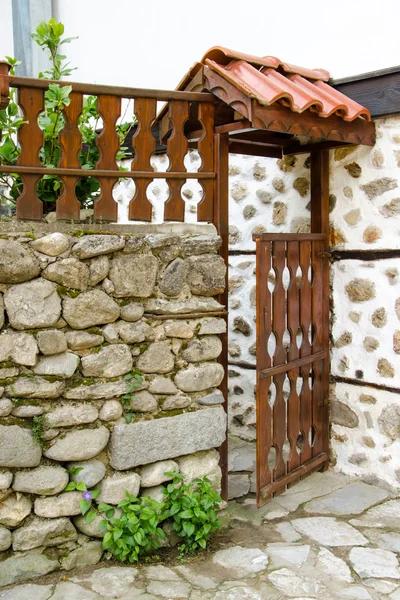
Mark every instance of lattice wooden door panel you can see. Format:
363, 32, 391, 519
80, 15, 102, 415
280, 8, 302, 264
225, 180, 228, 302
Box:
254, 233, 329, 506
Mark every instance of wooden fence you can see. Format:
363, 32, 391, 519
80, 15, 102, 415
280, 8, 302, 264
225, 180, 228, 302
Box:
0, 65, 217, 223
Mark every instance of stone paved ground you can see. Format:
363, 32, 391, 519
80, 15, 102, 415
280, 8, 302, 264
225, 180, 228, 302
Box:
2, 472, 400, 599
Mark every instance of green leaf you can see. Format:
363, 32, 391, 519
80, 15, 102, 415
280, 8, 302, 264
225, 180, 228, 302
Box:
91, 489, 101, 499
198, 538, 206, 549
182, 521, 195, 537
64, 482, 76, 491
178, 510, 194, 519
86, 509, 97, 524
76, 481, 87, 492
80, 499, 91, 515
113, 528, 123, 542
98, 503, 114, 512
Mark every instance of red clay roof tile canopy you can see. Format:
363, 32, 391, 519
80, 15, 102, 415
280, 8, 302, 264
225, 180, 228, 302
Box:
199, 46, 371, 122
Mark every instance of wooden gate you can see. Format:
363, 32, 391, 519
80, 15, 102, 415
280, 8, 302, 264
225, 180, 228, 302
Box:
254, 233, 330, 506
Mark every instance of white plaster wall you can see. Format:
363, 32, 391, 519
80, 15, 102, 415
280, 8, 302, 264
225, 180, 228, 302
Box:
331, 258, 400, 386
228, 153, 310, 251
330, 117, 400, 251
331, 382, 400, 489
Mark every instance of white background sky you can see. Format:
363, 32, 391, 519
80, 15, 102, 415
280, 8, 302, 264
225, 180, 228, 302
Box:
1, 0, 399, 87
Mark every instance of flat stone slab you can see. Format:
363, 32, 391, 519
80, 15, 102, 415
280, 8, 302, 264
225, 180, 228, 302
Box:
268, 567, 326, 597
147, 580, 192, 598
89, 566, 138, 596
110, 407, 226, 469
291, 517, 368, 546
349, 547, 400, 579
0, 584, 54, 600
317, 547, 353, 583
304, 482, 389, 515
378, 532, 400, 553
227, 500, 288, 527
265, 543, 310, 569
273, 471, 350, 512
212, 546, 269, 577
350, 500, 400, 529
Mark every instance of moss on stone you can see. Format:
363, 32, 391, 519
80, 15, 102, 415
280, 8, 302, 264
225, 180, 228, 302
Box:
56, 285, 81, 298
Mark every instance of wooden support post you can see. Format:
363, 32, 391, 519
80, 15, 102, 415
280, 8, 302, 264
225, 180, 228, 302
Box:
310, 150, 330, 465
214, 132, 229, 501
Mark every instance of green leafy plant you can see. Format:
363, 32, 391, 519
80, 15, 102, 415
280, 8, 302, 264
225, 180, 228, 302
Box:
121, 368, 144, 423
100, 494, 167, 563
162, 471, 222, 557
31, 18, 77, 80
31, 415, 50, 447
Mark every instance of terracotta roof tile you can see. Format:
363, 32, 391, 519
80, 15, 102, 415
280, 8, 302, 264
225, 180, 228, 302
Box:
199, 47, 370, 122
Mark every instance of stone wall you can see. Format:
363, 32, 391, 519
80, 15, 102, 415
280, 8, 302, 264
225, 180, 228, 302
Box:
225, 117, 400, 497
0, 226, 227, 581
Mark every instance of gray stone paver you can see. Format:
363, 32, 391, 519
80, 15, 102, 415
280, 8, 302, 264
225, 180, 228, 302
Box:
1, 473, 400, 600
304, 482, 389, 515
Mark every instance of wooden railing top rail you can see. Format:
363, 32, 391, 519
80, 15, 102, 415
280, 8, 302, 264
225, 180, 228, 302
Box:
8, 76, 215, 102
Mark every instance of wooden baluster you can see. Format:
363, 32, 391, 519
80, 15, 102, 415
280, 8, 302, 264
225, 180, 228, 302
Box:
271, 241, 287, 495
197, 102, 214, 222
57, 91, 82, 220
164, 100, 189, 221
130, 98, 156, 221
256, 240, 273, 506
94, 94, 120, 221
17, 87, 44, 219
286, 241, 301, 479
311, 239, 324, 457
299, 241, 312, 464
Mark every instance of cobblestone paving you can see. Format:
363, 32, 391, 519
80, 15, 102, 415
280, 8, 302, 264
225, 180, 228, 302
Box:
1, 472, 400, 599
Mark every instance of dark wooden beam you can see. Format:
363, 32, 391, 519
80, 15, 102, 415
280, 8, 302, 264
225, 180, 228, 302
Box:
230, 129, 295, 147
333, 66, 400, 120
229, 140, 282, 158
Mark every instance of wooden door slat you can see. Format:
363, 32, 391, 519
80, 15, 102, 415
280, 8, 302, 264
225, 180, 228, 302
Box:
271, 241, 287, 495
256, 241, 272, 506
287, 241, 301, 476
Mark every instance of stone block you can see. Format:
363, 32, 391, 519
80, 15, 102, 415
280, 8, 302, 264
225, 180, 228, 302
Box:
44, 426, 110, 461
12, 517, 77, 551
6, 376, 65, 399
31, 232, 71, 256
0, 240, 40, 283
0, 553, 59, 587
33, 352, 80, 378
62, 289, 120, 329
110, 406, 226, 469
68, 459, 106, 489
13, 466, 69, 495
0, 494, 31, 527
36, 330, 67, 355
72, 234, 125, 258
81, 344, 133, 377
4, 279, 61, 330
34, 492, 82, 518
0, 425, 41, 467
175, 362, 224, 392
109, 254, 158, 297
0, 331, 38, 366
97, 472, 141, 504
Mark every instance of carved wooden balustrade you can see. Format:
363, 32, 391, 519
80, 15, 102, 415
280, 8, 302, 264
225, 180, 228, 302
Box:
0, 68, 217, 223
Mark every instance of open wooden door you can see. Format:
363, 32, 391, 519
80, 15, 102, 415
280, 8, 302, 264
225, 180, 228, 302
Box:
253, 152, 330, 507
